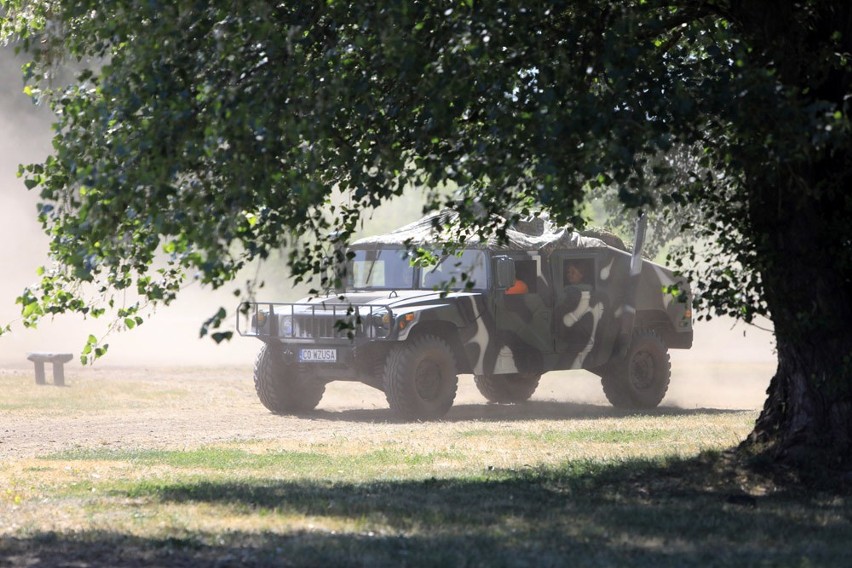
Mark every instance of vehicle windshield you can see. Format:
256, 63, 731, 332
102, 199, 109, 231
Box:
347, 248, 489, 291
349, 249, 415, 290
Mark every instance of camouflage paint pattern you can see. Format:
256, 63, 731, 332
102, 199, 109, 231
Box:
239, 211, 692, 382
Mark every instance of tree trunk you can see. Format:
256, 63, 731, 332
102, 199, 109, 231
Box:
724, 3, 852, 474
741, 156, 852, 471
746, 336, 852, 469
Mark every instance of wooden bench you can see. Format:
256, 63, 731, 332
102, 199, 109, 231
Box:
26, 352, 74, 386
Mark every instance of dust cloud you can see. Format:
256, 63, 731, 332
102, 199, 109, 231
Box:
0, 47, 419, 370
0, 47, 275, 369
0, 48, 775, 410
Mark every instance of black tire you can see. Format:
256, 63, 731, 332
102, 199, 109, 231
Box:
253, 344, 325, 414
474, 373, 541, 404
383, 334, 458, 420
601, 329, 670, 409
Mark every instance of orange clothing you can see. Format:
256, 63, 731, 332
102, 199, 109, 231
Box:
505, 279, 529, 295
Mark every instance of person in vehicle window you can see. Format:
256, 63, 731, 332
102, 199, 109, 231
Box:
555, 258, 603, 357
564, 261, 586, 285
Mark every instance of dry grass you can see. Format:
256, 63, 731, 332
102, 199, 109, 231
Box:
0, 369, 191, 413
1, 366, 849, 567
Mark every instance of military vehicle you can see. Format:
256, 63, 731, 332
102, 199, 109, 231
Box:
238, 211, 693, 419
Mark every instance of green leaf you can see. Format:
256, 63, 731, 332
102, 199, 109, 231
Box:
211, 331, 233, 344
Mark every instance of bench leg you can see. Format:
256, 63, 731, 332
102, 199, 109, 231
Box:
52, 363, 66, 387
34, 361, 47, 385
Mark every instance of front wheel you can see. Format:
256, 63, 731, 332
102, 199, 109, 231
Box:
254, 344, 325, 414
601, 329, 670, 409
383, 334, 458, 420
474, 373, 541, 404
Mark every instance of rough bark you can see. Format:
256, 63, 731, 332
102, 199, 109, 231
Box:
747, 336, 852, 468
741, 154, 852, 470
723, 2, 852, 473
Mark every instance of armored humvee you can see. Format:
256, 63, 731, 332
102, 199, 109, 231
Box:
238, 211, 693, 419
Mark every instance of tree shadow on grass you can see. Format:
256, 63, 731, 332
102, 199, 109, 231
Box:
307, 400, 750, 424
3, 456, 849, 567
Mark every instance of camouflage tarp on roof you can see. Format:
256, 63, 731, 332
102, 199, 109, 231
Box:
352, 210, 608, 253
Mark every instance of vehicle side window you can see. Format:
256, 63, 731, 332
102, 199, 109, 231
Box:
562, 258, 594, 287
511, 259, 538, 293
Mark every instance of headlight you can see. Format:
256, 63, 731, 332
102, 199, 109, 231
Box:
371, 309, 392, 337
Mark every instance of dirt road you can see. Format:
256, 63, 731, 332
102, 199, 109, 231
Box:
0, 359, 771, 460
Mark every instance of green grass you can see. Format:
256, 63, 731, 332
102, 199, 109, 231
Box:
38, 446, 461, 477
1, 370, 850, 567
463, 425, 672, 443
3, 451, 851, 567
4, 441, 851, 567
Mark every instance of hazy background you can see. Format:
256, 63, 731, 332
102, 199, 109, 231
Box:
0, 46, 284, 367
0, 46, 776, 410
0, 46, 425, 368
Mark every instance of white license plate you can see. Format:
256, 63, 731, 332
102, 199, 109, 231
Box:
299, 348, 337, 363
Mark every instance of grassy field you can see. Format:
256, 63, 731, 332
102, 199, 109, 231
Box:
1, 367, 850, 567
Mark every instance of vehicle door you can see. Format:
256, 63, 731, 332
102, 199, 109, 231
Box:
493, 253, 554, 372
550, 252, 604, 363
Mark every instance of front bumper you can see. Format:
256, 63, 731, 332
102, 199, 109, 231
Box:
237, 301, 397, 341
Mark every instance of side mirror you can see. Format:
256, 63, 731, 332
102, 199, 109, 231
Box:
493, 256, 516, 291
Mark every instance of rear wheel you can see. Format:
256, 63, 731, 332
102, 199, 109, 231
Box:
474, 373, 541, 403
254, 344, 325, 414
383, 335, 458, 420
601, 329, 670, 409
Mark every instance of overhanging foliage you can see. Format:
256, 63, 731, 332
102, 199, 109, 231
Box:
2, 2, 850, 440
